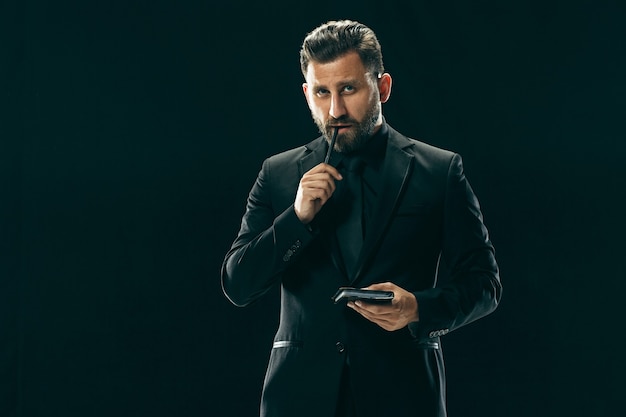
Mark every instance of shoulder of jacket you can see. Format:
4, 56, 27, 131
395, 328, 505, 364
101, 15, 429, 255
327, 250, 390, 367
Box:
264, 136, 324, 163
388, 125, 457, 162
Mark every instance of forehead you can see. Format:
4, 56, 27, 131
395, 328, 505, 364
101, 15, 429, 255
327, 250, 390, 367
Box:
304, 51, 370, 86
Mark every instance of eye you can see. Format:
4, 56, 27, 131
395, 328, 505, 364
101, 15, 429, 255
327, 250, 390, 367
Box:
315, 88, 330, 97
342, 85, 355, 94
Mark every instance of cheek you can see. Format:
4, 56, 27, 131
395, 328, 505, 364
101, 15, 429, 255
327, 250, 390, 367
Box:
309, 100, 327, 117
350, 93, 375, 116
347, 102, 367, 120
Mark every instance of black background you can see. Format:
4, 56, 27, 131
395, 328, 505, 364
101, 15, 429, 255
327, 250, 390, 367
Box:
2, 1, 625, 416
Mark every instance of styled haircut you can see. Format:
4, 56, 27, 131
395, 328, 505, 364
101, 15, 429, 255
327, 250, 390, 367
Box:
299, 20, 385, 79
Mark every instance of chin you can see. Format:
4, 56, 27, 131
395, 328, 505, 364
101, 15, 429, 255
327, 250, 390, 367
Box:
336, 139, 359, 154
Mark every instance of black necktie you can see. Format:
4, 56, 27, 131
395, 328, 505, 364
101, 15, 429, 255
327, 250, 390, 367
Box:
336, 156, 365, 276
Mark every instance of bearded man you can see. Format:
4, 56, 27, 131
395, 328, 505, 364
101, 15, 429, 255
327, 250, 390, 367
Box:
221, 19, 502, 417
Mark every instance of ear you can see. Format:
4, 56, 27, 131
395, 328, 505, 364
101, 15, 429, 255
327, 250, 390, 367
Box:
378, 73, 392, 103
302, 82, 312, 109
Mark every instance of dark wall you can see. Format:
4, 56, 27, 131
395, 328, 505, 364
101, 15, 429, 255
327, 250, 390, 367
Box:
3, 1, 625, 416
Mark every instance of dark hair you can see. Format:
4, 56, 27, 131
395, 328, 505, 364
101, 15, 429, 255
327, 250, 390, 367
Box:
299, 20, 385, 78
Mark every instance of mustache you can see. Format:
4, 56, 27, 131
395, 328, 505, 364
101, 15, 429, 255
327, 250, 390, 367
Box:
325, 117, 357, 129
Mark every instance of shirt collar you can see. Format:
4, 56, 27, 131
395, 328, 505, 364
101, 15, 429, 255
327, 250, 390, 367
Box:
329, 120, 389, 170
349, 121, 388, 171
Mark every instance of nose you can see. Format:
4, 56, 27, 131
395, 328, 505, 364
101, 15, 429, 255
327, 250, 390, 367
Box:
329, 94, 347, 120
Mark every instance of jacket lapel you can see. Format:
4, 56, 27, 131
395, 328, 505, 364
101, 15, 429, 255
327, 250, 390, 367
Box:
351, 130, 415, 285
297, 132, 415, 285
299, 137, 325, 175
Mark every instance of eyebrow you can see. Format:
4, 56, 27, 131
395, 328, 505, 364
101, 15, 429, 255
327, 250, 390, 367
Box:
312, 78, 362, 92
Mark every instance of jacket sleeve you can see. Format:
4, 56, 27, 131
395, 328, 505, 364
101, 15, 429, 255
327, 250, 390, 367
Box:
409, 153, 502, 340
221, 158, 318, 307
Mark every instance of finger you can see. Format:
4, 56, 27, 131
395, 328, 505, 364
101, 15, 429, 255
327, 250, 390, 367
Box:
302, 180, 337, 200
353, 300, 397, 315
349, 301, 395, 319
363, 282, 395, 291
306, 163, 343, 181
349, 305, 397, 329
322, 163, 343, 181
302, 172, 339, 191
301, 177, 337, 195
301, 190, 331, 207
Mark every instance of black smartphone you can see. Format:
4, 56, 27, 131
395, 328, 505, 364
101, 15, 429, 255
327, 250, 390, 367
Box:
332, 287, 394, 304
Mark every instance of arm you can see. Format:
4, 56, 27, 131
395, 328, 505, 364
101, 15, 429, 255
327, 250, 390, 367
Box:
409, 153, 501, 338
221, 159, 342, 307
347, 154, 501, 335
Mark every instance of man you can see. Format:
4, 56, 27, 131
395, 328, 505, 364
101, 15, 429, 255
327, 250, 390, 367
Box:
221, 20, 501, 417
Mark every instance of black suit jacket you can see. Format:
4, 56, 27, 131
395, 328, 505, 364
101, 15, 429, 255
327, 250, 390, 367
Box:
221, 124, 502, 417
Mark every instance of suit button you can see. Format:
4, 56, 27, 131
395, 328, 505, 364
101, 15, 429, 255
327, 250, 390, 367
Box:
335, 342, 345, 353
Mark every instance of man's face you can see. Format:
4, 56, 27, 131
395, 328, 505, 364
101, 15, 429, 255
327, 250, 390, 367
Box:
302, 51, 390, 154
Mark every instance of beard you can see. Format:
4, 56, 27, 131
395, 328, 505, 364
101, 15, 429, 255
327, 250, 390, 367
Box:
312, 99, 381, 154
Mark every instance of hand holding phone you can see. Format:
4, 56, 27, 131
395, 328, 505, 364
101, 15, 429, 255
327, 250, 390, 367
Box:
332, 287, 394, 304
